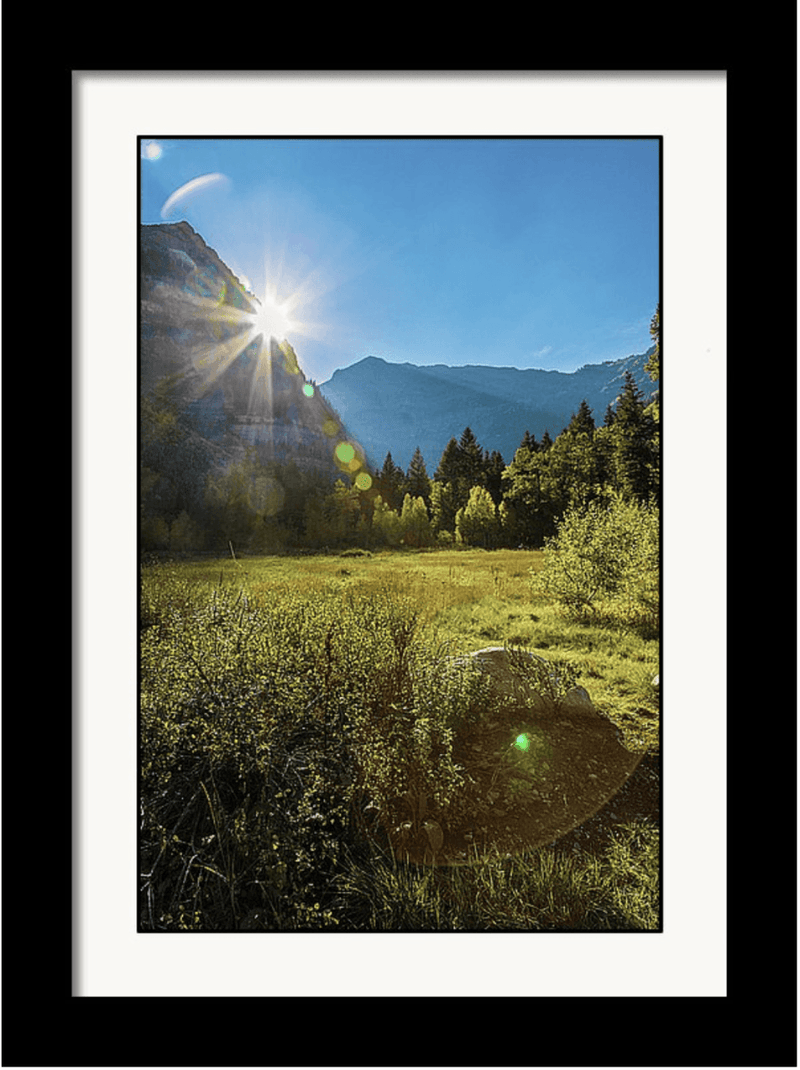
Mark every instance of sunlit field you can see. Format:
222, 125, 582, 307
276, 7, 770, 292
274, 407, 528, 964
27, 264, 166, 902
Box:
140, 547, 660, 932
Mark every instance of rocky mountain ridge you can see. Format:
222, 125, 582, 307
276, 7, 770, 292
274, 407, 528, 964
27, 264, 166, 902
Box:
140, 222, 366, 481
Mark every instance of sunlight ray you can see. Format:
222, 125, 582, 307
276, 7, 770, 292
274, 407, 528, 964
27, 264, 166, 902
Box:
189, 331, 259, 390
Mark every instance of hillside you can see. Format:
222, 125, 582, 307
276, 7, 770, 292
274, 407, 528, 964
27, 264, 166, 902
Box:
319, 350, 658, 470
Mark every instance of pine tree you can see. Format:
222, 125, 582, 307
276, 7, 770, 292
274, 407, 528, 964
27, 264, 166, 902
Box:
434, 438, 461, 485
568, 400, 596, 437
484, 449, 506, 505
429, 480, 456, 536
645, 304, 660, 382
501, 438, 563, 547
609, 371, 658, 501
375, 451, 407, 510
406, 446, 432, 506
644, 304, 661, 426
519, 429, 538, 454
458, 426, 486, 491
434, 434, 475, 513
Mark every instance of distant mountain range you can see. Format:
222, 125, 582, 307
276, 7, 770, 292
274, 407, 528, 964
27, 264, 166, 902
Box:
319, 350, 659, 472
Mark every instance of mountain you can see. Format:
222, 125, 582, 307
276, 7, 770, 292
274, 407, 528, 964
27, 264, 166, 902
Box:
319, 350, 659, 471
140, 221, 367, 481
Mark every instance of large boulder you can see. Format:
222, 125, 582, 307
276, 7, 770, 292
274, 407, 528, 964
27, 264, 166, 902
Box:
467, 646, 599, 717
384, 645, 645, 866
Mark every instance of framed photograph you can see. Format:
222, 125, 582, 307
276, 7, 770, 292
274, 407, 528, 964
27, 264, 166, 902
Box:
59, 70, 787, 1069
78, 69, 723, 989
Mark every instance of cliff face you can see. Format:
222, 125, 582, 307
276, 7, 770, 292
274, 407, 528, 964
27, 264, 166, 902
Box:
141, 221, 258, 402
140, 222, 365, 479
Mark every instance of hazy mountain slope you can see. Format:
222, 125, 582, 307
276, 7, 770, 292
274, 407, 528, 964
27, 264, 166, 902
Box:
319, 350, 658, 471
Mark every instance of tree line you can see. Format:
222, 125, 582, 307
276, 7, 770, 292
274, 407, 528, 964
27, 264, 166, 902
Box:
142, 309, 660, 554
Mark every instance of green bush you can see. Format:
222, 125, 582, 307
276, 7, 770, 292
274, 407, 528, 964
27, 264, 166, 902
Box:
139, 572, 491, 929
534, 494, 659, 633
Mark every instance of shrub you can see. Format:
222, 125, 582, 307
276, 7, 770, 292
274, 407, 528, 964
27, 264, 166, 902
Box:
139, 573, 491, 928
534, 494, 659, 633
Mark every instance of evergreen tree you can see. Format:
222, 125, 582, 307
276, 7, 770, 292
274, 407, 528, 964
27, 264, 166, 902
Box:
434, 434, 473, 512
609, 371, 658, 501
429, 480, 457, 536
501, 439, 566, 547
483, 449, 506, 506
434, 438, 461, 484
644, 304, 661, 427
545, 403, 605, 512
433, 427, 487, 514
568, 400, 596, 437
645, 304, 660, 382
458, 426, 486, 491
375, 452, 407, 510
406, 446, 432, 507
518, 429, 539, 454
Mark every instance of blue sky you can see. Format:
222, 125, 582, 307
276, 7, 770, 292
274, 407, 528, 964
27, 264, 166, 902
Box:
140, 137, 659, 385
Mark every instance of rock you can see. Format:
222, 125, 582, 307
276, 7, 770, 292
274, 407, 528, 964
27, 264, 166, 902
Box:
467, 647, 595, 715
561, 686, 596, 715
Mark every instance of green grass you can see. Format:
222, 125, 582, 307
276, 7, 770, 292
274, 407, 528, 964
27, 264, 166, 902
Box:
140, 547, 660, 931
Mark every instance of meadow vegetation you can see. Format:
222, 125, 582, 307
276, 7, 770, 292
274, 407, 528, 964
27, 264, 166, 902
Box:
140, 544, 659, 932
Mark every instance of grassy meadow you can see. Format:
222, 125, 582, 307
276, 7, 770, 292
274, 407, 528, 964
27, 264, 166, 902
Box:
139, 546, 660, 931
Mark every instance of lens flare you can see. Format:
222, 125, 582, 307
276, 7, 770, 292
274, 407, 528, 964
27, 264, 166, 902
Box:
515, 733, 530, 751
160, 172, 230, 219
302, 383, 314, 397
355, 471, 372, 490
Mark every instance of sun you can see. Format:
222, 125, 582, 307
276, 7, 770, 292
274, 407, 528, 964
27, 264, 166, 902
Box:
251, 291, 294, 342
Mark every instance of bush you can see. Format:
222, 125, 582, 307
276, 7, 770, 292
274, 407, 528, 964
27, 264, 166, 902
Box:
139, 573, 490, 929
534, 494, 659, 633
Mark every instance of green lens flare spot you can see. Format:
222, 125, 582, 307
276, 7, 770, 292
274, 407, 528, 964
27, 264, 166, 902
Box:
515, 733, 530, 751
335, 442, 356, 464
302, 383, 314, 397
355, 471, 372, 490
